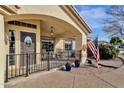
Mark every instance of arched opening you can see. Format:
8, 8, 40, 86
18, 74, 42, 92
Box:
5, 14, 83, 80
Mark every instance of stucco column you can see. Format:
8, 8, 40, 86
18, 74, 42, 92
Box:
0, 14, 5, 88
75, 34, 87, 64
81, 34, 87, 64
36, 21, 41, 65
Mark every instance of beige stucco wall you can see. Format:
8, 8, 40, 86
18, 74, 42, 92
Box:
0, 14, 5, 88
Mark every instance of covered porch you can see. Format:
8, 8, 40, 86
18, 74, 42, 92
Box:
4, 14, 84, 82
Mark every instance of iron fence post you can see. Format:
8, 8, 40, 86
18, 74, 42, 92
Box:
68, 50, 69, 60
28, 53, 30, 74
80, 50, 82, 62
5, 55, 8, 82
47, 52, 50, 71
26, 53, 29, 77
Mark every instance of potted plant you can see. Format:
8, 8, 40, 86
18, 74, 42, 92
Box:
74, 57, 80, 68
65, 62, 72, 71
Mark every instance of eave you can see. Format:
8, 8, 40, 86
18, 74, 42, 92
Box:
59, 5, 92, 34
0, 5, 17, 15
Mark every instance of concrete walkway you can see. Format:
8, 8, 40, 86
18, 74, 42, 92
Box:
5, 57, 124, 88
5, 68, 113, 88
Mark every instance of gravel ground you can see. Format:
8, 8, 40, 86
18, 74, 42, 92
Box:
85, 57, 123, 74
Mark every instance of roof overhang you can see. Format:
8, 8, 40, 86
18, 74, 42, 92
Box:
59, 5, 92, 34
0, 5, 17, 15
2, 5, 91, 34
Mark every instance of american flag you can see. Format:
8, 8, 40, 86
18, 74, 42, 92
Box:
88, 37, 100, 64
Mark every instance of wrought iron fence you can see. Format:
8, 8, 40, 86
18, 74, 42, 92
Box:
5, 50, 81, 82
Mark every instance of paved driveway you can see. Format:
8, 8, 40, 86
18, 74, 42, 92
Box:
5, 57, 124, 88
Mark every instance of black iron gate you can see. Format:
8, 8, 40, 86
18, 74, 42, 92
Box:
5, 50, 81, 82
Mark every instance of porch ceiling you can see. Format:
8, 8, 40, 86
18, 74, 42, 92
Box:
41, 20, 81, 38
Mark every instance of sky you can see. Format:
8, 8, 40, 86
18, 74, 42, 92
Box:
74, 5, 112, 41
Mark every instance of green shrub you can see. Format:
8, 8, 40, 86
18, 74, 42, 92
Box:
99, 45, 120, 59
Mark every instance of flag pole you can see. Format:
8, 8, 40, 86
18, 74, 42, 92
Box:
96, 34, 100, 68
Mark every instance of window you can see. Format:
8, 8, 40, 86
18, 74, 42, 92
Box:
8, 21, 37, 29
41, 38, 54, 52
64, 39, 73, 50
9, 30, 15, 65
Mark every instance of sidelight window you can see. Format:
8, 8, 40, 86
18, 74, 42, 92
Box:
9, 30, 15, 65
